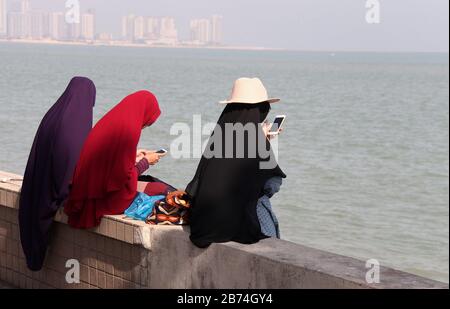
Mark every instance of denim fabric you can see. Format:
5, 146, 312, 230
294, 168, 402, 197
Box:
257, 177, 282, 238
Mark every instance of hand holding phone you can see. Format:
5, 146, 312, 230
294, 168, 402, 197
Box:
267, 115, 286, 136
136, 149, 148, 163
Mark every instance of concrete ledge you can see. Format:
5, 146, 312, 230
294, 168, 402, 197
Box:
0, 170, 447, 289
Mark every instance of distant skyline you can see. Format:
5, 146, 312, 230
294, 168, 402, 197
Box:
6, 0, 450, 52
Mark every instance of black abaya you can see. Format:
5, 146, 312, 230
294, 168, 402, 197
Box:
186, 103, 286, 248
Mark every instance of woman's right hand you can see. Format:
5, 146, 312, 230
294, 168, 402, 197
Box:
136, 149, 146, 163
144, 151, 165, 165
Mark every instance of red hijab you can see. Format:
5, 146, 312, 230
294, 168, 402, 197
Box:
64, 90, 161, 229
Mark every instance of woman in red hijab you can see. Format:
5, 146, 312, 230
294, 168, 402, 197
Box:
64, 90, 166, 229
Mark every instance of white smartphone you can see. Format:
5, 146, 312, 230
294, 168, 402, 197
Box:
268, 115, 286, 136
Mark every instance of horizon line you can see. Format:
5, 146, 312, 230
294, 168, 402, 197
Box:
0, 38, 448, 55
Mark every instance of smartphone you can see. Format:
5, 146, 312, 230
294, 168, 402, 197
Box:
268, 115, 286, 135
156, 148, 168, 155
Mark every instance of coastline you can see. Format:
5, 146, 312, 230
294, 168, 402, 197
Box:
0, 38, 286, 52
1, 39, 448, 55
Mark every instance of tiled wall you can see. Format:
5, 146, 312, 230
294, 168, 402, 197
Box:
0, 171, 152, 289
0, 201, 150, 289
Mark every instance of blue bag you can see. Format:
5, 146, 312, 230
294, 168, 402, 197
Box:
124, 192, 165, 221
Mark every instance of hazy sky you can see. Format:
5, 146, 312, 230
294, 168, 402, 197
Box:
20, 0, 450, 52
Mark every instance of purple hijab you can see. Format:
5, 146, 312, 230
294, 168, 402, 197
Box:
19, 77, 96, 271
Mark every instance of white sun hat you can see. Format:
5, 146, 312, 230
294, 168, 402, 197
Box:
219, 77, 280, 104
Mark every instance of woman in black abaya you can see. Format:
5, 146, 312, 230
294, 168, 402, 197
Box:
186, 97, 286, 248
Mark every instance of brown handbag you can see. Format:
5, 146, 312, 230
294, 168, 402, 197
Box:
146, 191, 191, 226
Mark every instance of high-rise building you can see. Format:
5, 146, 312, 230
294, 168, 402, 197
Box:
210, 15, 223, 45
7, 11, 28, 38
41, 11, 50, 38
134, 16, 145, 40
190, 15, 223, 45
190, 19, 210, 44
49, 12, 66, 40
146, 17, 159, 40
81, 12, 95, 40
67, 22, 81, 40
6, 0, 58, 40
29, 10, 45, 39
6, 12, 20, 38
159, 17, 178, 44
122, 14, 135, 41
0, 0, 6, 35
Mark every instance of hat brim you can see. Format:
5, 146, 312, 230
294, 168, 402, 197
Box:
219, 98, 280, 104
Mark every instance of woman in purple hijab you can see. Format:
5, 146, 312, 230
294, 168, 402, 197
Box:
19, 77, 96, 271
